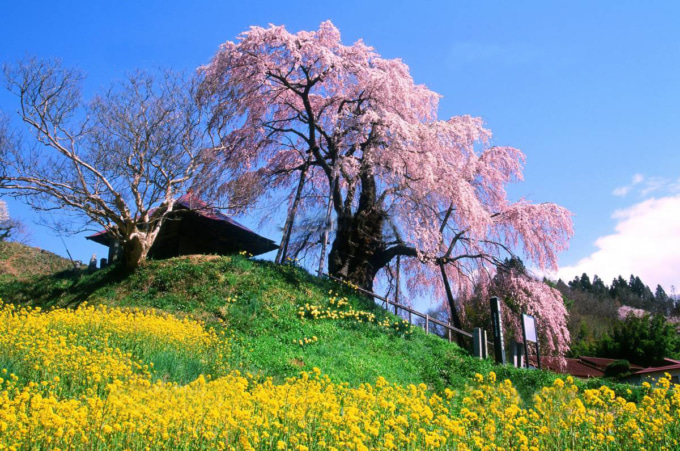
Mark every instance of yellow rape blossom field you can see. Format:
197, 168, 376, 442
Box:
2, 302, 680, 450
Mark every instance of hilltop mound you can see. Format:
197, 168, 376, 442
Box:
0, 241, 73, 281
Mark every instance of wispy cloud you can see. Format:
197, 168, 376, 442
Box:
612, 173, 644, 197
557, 195, 680, 292
612, 186, 631, 197
612, 173, 680, 198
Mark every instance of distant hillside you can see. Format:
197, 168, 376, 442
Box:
556, 272, 680, 361
0, 241, 73, 282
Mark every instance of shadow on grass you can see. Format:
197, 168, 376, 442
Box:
0, 264, 130, 309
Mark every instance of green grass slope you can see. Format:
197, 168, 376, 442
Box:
0, 241, 73, 282
0, 253, 634, 401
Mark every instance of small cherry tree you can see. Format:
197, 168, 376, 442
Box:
200, 22, 573, 357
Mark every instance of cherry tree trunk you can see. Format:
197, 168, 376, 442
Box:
328, 172, 385, 292
327, 214, 385, 291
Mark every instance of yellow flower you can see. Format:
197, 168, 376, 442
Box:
4, 301, 680, 451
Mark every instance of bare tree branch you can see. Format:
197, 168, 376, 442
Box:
0, 58, 212, 269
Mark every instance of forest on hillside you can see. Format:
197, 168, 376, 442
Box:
554, 273, 679, 366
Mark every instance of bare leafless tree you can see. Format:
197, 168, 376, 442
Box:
0, 58, 210, 269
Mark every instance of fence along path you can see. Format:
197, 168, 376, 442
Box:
321, 272, 481, 346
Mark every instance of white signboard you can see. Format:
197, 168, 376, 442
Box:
522, 314, 537, 343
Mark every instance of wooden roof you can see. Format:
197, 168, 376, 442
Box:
86, 194, 278, 257
578, 356, 644, 372
536, 356, 605, 379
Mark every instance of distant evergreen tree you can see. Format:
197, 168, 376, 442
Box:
610, 276, 630, 300
656, 284, 669, 302
591, 275, 609, 300
502, 256, 527, 275
555, 279, 570, 298
569, 276, 580, 290
626, 275, 654, 309
654, 285, 673, 315
629, 275, 642, 296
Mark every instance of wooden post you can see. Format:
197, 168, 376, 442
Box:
395, 255, 400, 304
490, 297, 506, 365
425, 315, 430, 334
408, 310, 412, 324
521, 319, 530, 368
512, 341, 525, 368
473, 328, 484, 359
448, 326, 452, 342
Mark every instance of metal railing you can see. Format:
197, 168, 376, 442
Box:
321, 272, 485, 345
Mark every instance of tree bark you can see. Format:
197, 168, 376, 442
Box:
122, 230, 156, 270
327, 171, 385, 291
439, 261, 465, 346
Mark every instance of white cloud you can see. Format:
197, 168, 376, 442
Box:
612, 186, 631, 197
558, 195, 680, 292
612, 173, 644, 197
613, 173, 680, 198
670, 178, 680, 193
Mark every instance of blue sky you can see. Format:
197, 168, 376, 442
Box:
1, 1, 679, 293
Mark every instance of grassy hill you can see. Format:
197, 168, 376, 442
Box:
0, 241, 73, 282
0, 253, 571, 398
3, 250, 668, 450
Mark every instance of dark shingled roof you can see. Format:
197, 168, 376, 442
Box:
530, 355, 651, 379
634, 363, 680, 376
578, 356, 644, 372
171, 194, 259, 233
86, 194, 278, 257
529, 354, 680, 379
534, 356, 605, 379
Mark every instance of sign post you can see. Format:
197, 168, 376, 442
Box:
521, 314, 540, 369
511, 341, 524, 368
489, 297, 506, 364
472, 327, 488, 359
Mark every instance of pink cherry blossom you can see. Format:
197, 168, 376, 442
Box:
200, 21, 574, 357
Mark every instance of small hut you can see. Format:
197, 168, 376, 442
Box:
86, 194, 278, 264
